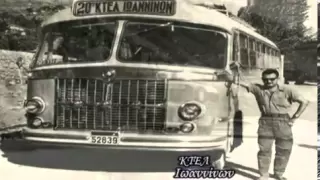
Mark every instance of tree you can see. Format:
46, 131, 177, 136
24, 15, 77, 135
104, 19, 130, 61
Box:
238, 0, 311, 54
0, 3, 66, 51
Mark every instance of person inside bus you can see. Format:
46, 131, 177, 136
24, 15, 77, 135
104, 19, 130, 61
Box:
119, 38, 134, 60
52, 36, 68, 63
230, 64, 309, 180
50, 35, 83, 63
86, 32, 110, 61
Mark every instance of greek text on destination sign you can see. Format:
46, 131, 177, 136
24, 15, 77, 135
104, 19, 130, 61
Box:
73, 0, 176, 16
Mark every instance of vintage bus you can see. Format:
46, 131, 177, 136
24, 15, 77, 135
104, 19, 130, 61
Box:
20, 0, 283, 169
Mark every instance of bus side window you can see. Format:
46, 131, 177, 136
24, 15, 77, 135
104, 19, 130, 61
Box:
249, 38, 256, 68
260, 44, 265, 68
239, 34, 249, 68
268, 49, 271, 68
262, 45, 268, 68
273, 50, 280, 68
271, 49, 278, 68
256, 42, 263, 69
268, 47, 272, 68
268, 48, 273, 68
233, 32, 240, 62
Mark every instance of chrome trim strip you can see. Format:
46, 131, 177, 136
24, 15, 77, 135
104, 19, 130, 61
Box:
22, 128, 227, 146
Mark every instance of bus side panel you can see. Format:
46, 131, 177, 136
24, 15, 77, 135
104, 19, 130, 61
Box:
27, 79, 55, 126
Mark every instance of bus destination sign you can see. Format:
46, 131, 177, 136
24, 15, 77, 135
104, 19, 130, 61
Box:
73, 0, 176, 16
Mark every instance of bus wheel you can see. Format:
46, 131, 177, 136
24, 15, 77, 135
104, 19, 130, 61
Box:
212, 152, 226, 169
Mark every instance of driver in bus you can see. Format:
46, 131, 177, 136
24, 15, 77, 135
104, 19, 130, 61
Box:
52, 36, 68, 63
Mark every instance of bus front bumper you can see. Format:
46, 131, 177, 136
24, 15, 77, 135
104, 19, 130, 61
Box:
20, 128, 227, 152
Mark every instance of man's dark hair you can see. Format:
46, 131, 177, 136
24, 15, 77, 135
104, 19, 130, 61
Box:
262, 68, 279, 78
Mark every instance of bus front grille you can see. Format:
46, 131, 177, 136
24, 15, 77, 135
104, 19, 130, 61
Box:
54, 78, 167, 132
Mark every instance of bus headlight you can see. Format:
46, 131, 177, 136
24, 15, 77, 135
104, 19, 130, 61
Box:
180, 123, 196, 133
25, 97, 46, 114
178, 102, 202, 121
31, 117, 43, 128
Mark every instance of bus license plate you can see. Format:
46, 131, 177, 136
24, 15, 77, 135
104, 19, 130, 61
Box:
90, 136, 119, 145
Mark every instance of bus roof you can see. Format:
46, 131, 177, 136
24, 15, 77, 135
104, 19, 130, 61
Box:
41, 0, 278, 49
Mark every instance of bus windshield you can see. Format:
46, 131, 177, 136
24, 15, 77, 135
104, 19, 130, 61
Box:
117, 21, 228, 69
35, 21, 117, 66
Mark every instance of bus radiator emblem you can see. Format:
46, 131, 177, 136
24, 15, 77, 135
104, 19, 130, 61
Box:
102, 69, 116, 82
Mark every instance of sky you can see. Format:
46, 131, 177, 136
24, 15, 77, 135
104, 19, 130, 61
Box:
304, 0, 317, 35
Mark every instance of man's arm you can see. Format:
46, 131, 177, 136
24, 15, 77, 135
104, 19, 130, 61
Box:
238, 82, 249, 90
229, 61, 259, 94
289, 88, 309, 119
237, 81, 259, 94
291, 98, 309, 119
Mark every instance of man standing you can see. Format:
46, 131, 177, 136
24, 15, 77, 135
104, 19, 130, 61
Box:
235, 68, 309, 180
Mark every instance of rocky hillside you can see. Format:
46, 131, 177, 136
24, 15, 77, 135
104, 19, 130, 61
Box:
0, 50, 33, 133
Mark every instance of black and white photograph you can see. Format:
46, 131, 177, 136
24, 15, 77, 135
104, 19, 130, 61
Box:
0, 0, 317, 180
